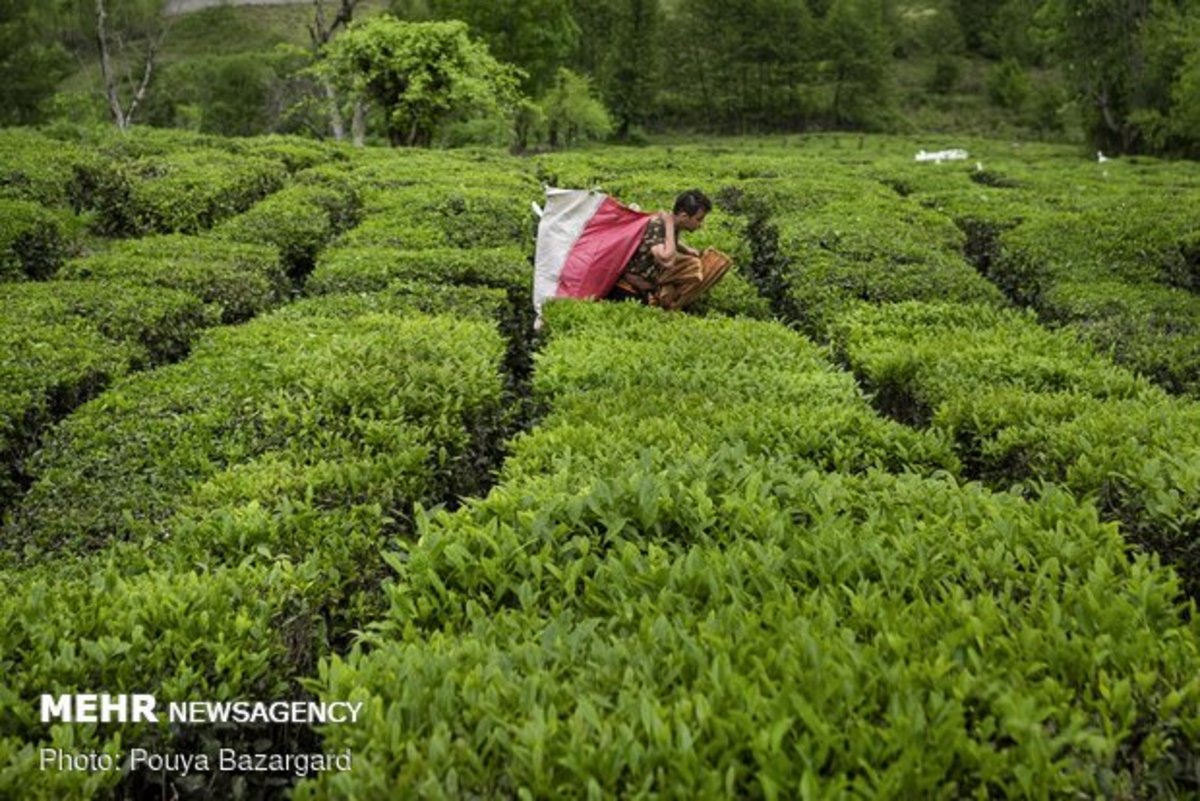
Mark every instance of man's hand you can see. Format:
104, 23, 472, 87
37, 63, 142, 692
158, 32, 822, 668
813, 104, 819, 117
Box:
623, 273, 654, 292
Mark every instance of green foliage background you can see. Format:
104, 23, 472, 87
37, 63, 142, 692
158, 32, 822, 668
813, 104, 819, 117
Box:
3, 0, 1199, 156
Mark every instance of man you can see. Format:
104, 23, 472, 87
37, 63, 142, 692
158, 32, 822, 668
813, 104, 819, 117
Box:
605, 189, 731, 310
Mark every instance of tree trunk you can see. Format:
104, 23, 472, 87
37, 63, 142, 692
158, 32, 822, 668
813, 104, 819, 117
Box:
95, 0, 126, 129
95, 0, 162, 131
323, 79, 345, 140
351, 100, 365, 147
311, 0, 362, 142
125, 35, 159, 128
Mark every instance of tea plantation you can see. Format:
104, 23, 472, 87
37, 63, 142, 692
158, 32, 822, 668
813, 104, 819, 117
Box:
2, 126, 1199, 799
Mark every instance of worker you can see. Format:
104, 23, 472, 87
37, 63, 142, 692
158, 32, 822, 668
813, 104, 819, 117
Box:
605, 189, 731, 310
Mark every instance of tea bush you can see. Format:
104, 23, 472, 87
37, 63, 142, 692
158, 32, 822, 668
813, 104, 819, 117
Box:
338, 186, 535, 251
5, 280, 217, 365
0, 282, 215, 514
832, 300, 1200, 592
722, 174, 1007, 335
214, 182, 362, 282
0, 129, 108, 209
829, 301, 1150, 422
222, 136, 347, 174
0, 323, 134, 514
1037, 280, 1200, 395
296, 301, 1200, 799
1, 310, 508, 798
277, 282, 509, 323
307, 245, 529, 295
0, 200, 75, 281
0, 555, 319, 799
91, 150, 286, 237
7, 312, 507, 558
59, 235, 286, 323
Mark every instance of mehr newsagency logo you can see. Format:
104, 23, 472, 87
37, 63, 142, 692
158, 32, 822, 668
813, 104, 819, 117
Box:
38, 693, 357, 777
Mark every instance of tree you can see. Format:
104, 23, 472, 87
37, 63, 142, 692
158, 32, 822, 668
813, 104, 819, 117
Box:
397, 0, 579, 95
321, 16, 523, 147
948, 0, 1006, 53
1040, 0, 1152, 151
669, 0, 817, 132
144, 47, 306, 136
47, 0, 171, 130
309, 0, 365, 142
566, 0, 660, 138
983, 0, 1052, 64
1130, 3, 1200, 155
1166, 40, 1200, 153
0, 1, 72, 124
589, 0, 661, 139
541, 67, 611, 147
821, 0, 893, 128
86, 0, 171, 130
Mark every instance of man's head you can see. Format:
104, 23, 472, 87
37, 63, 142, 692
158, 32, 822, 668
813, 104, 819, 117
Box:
673, 189, 712, 231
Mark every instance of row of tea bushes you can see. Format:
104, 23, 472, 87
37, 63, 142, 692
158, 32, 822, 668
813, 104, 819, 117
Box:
4, 307, 508, 560
0, 554, 332, 800
303, 153, 546, 388
993, 191, 1200, 291
1036, 279, 1200, 396
831, 300, 1200, 593
60, 235, 286, 324
220, 135, 348, 175
345, 147, 534, 196
296, 300, 1200, 799
0, 200, 77, 281
339, 147, 538, 253
280, 281, 510, 324
504, 302, 958, 480
91, 149, 288, 238
761, 182, 1008, 337
830, 302, 1149, 423
0, 303, 509, 799
888, 156, 1200, 397
0, 282, 215, 514
213, 179, 363, 282
338, 185, 535, 252
1, 126, 347, 209
979, 193, 1200, 396
156, 295, 515, 573
0, 128, 109, 210
1, 128, 354, 243
308, 246, 529, 296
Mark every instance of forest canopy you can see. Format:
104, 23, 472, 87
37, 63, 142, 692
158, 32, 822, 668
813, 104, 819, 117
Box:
4, 0, 1200, 156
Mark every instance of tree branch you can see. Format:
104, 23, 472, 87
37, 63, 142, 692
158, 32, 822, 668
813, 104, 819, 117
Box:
95, 0, 125, 128
126, 31, 164, 126
311, 0, 361, 48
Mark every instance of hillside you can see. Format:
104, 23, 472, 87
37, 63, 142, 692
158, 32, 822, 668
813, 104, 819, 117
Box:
165, 0, 310, 13
51, 0, 1078, 145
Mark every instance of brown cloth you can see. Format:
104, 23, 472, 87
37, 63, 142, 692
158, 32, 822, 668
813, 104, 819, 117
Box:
652, 248, 733, 310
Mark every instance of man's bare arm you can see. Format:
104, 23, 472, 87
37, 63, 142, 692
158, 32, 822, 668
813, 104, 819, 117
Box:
651, 212, 677, 266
